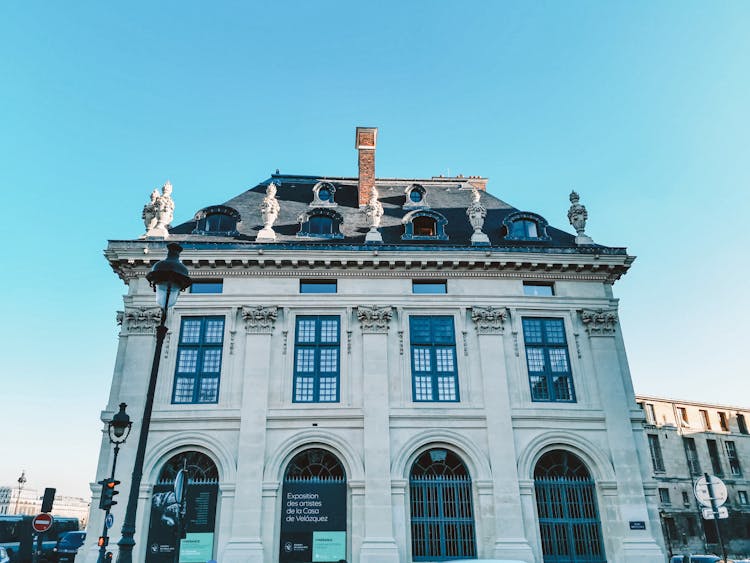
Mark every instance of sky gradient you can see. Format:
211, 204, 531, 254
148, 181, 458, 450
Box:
1, 1, 748, 499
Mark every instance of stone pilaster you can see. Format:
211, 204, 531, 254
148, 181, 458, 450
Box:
470, 306, 534, 561
356, 306, 399, 563
221, 306, 278, 563
578, 308, 664, 562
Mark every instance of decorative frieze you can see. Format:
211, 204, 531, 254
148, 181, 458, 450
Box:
241, 306, 278, 334
356, 306, 393, 333
579, 308, 618, 336
116, 307, 163, 335
470, 306, 509, 334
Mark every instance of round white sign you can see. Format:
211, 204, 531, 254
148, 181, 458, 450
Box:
694, 475, 728, 508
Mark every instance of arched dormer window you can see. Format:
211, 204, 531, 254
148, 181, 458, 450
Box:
310, 181, 338, 207
502, 211, 551, 241
192, 205, 241, 235
402, 209, 448, 241
298, 208, 344, 239
404, 184, 427, 209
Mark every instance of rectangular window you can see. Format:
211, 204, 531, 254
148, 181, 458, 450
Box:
707, 440, 724, 476
522, 318, 575, 402
648, 434, 665, 472
172, 316, 224, 404
659, 488, 671, 505
189, 280, 223, 293
683, 437, 701, 476
739, 414, 749, 435
739, 491, 749, 505
300, 279, 337, 293
678, 407, 689, 426
700, 409, 711, 430
409, 316, 458, 402
293, 316, 340, 403
682, 491, 691, 507
523, 281, 554, 296
726, 441, 742, 476
719, 411, 730, 431
645, 403, 656, 424
412, 280, 447, 294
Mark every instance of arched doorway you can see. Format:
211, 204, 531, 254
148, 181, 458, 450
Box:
534, 450, 605, 563
145, 451, 219, 563
279, 448, 347, 563
409, 448, 477, 561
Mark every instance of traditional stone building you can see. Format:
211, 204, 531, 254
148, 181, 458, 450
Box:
83, 127, 665, 563
636, 395, 750, 558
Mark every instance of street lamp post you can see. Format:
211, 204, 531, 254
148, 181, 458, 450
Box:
98, 403, 132, 563
14, 471, 26, 515
116, 243, 192, 563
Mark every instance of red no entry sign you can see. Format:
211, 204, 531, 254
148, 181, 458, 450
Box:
32, 513, 54, 533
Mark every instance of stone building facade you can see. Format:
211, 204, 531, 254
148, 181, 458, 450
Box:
82, 127, 665, 563
636, 395, 750, 558
0, 487, 90, 526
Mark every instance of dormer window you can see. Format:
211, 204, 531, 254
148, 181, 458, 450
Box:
298, 209, 344, 239
404, 184, 427, 208
192, 205, 241, 235
502, 211, 551, 241
402, 209, 448, 241
413, 216, 436, 236
310, 181, 338, 207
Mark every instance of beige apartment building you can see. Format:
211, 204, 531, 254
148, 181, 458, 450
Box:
637, 395, 750, 558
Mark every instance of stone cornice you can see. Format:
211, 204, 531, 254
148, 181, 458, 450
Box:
356, 305, 393, 333
241, 305, 278, 334
105, 243, 634, 285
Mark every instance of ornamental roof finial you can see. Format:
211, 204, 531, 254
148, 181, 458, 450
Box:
567, 190, 593, 245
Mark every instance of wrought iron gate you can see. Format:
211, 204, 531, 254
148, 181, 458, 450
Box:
410, 474, 477, 561
534, 475, 605, 563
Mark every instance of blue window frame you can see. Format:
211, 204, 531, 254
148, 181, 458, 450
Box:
293, 316, 340, 403
410, 316, 459, 402
522, 318, 576, 402
172, 316, 225, 404
190, 280, 223, 294
412, 280, 447, 294
300, 279, 337, 293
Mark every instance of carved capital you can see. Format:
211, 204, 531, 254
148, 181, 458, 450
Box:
118, 306, 163, 335
241, 306, 278, 334
471, 306, 509, 334
356, 305, 393, 333
579, 308, 618, 336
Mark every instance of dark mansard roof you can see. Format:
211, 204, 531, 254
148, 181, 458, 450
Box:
168, 174, 621, 253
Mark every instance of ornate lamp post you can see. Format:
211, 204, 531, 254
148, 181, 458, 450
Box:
117, 243, 192, 563
98, 403, 132, 563
14, 471, 26, 514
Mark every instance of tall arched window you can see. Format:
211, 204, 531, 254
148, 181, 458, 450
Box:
146, 451, 219, 563
409, 448, 476, 561
534, 450, 605, 563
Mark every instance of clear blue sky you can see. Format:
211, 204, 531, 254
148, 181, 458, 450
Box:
1, 2, 748, 499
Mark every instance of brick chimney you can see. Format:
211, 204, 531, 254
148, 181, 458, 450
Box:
355, 126, 377, 206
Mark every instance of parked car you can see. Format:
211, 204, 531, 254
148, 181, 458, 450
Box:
0, 546, 10, 563
670, 556, 721, 563
51, 532, 86, 563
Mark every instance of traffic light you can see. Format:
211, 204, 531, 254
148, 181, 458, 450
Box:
41, 487, 56, 513
98, 478, 120, 510
97, 536, 108, 547
104, 552, 113, 561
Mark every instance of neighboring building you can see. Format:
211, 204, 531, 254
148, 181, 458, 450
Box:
0, 486, 90, 526
637, 395, 750, 558
82, 127, 665, 563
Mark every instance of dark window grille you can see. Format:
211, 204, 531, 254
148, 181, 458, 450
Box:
157, 451, 219, 484
409, 316, 459, 402
522, 318, 576, 403
293, 316, 340, 403
534, 451, 605, 563
648, 435, 665, 472
172, 316, 224, 404
409, 449, 476, 561
284, 448, 346, 481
